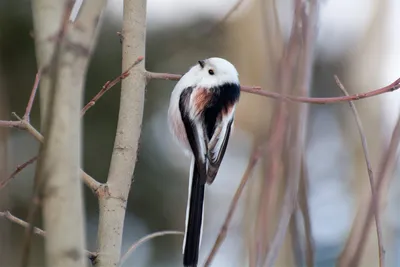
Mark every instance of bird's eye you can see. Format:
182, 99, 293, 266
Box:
208, 69, 215, 75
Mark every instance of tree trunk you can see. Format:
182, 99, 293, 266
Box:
94, 0, 147, 266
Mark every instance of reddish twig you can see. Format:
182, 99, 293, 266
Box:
0, 120, 24, 129
204, 145, 264, 266
253, 0, 309, 263
0, 210, 97, 259
339, 111, 400, 267
146, 72, 400, 105
349, 115, 400, 266
0, 156, 38, 190
335, 75, 384, 267
120, 230, 184, 265
23, 71, 41, 122
0, 65, 102, 194
298, 159, 314, 267
81, 56, 144, 116
264, 1, 318, 265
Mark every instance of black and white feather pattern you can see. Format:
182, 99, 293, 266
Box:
167, 58, 240, 267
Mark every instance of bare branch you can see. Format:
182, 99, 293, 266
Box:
146, 72, 400, 105
264, 0, 319, 265
338, 116, 400, 266
81, 56, 144, 116
346, 115, 400, 266
29, 0, 107, 266
0, 210, 45, 236
0, 156, 38, 190
120, 231, 184, 265
204, 145, 264, 266
23, 71, 41, 122
6, 113, 102, 193
94, 0, 147, 265
21, 1, 76, 265
31, 0, 68, 122
0, 210, 98, 260
0, 121, 24, 129
334, 75, 384, 267
298, 160, 314, 267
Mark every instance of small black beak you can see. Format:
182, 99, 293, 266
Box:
198, 60, 205, 68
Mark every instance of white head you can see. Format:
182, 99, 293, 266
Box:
177, 57, 239, 90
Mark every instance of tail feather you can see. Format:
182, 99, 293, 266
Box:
183, 157, 205, 267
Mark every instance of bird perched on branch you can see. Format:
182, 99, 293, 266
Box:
168, 57, 241, 267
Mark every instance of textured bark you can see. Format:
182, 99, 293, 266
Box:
94, 0, 147, 266
32, 1, 107, 267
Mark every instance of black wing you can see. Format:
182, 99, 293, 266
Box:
206, 118, 233, 184
179, 87, 208, 185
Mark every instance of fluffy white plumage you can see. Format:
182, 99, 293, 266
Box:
168, 57, 239, 154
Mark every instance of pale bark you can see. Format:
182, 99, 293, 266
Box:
31, 0, 65, 126
32, 1, 107, 267
94, 0, 147, 266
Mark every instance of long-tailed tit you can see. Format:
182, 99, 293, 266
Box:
168, 57, 240, 267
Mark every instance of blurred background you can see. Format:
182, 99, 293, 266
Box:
0, 0, 400, 266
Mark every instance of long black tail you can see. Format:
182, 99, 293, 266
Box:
183, 158, 205, 267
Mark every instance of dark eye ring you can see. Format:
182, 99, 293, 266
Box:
208, 69, 214, 75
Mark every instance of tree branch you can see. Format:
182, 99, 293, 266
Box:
334, 75, 384, 267
264, 1, 318, 265
81, 56, 144, 116
94, 0, 147, 265
204, 145, 264, 266
0, 156, 38, 190
0, 210, 98, 260
146, 72, 400, 105
29, 1, 107, 266
7, 115, 101, 193
23, 71, 41, 122
120, 231, 184, 265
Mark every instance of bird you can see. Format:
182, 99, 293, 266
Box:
167, 57, 241, 267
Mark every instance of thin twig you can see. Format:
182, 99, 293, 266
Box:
11, 113, 101, 192
0, 210, 45, 236
12, 113, 44, 142
120, 231, 184, 265
0, 120, 24, 129
253, 0, 307, 261
0, 156, 38, 190
0, 210, 98, 259
299, 159, 314, 267
81, 56, 144, 116
204, 145, 264, 266
334, 75, 384, 267
339, 113, 400, 267
0, 67, 102, 194
264, 1, 318, 265
146, 71, 400, 105
23, 71, 41, 122
0, 71, 399, 131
